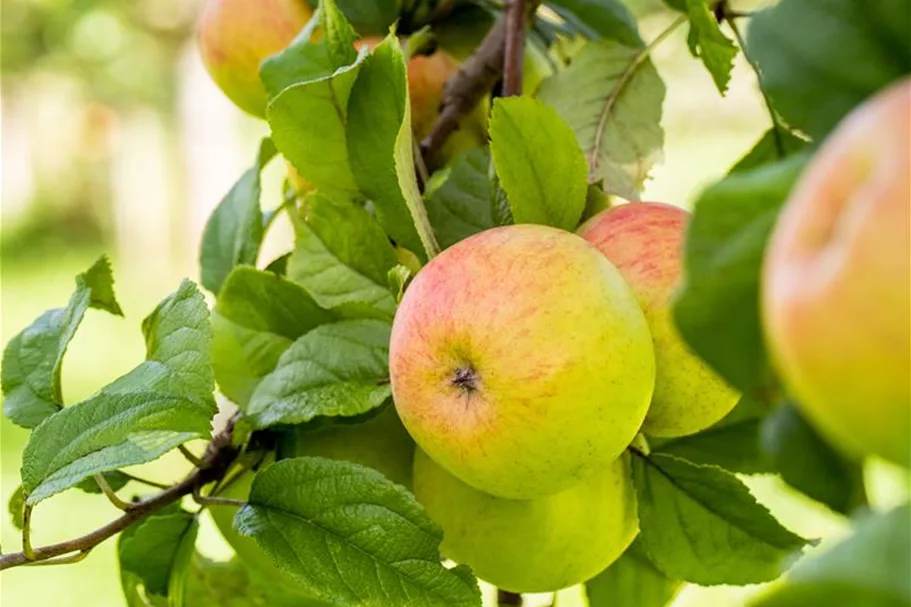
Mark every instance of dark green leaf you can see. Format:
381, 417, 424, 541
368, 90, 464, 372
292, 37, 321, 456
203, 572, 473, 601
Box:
266, 49, 366, 199
8, 485, 24, 531
538, 40, 665, 200
75, 470, 131, 495
184, 555, 329, 607
245, 320, 392, 429
747, 0, 911, 140
490, 168, 514, 227
490, 97, 589, 231
544, 0, 643, 48
119, 508, 198, 601
752, 504, 911, 607
287, 198, 398, 320
199, 139, 277, 295
673, 153, 808, 393
685, 0, 738, 94
652, 395, 773, 475
633, 452, 806, 585
20, 281, 216, 504
212, 266, 337, 407
585, 539, 682, 607
761, 404, 866, 516
235, 458, 481, 607
730, 128, 808, 174
306, 0, 398, 36
425, 148, 496, 249
347, 35, 428, 257
2, 256, 122, 428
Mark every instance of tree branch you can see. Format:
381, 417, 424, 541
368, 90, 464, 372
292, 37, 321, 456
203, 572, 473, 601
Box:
502, 0, 529, 97
0, 415, 241, 571
419, 0, 541, 163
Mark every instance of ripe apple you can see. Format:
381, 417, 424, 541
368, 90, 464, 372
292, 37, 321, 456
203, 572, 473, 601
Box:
197, 0, 313, 118
762, 77, 911, 467
413, 448, 638, 593
390, 224, 655, 498
579, 203, 739, 437
210, 406, 416, 591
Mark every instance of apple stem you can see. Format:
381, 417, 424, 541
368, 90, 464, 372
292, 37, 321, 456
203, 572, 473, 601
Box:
497, 589, 523, 605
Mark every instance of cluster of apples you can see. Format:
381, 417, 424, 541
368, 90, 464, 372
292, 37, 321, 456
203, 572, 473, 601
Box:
389, 203, 739, 592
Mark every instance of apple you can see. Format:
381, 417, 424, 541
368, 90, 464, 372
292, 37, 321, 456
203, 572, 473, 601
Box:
762, 77, 911, 467
413, 448, 638, 593
390, 224, 655, 499
278, 404, 416, 489
197, 0, 313, 118
579, 203, 739, 437
210, 406, 416, 591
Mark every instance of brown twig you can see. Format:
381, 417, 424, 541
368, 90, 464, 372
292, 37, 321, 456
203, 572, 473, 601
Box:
419, 0, 541, 163
0, 415, 241, 571
502, 0, 528, 97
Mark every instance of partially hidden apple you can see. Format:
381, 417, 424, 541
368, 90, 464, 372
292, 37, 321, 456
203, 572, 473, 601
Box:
413, 448, 638, 593
579, 203, 739, 437
762, 77, 911, 467
390, 224, 655, 498
197, 0, 313, 118
210, 406, 416, 592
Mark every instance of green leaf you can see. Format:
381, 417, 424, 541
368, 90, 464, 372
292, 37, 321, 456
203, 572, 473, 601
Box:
184, 555, 329, 607
212, 266, 337, 407
75, 470, 131, 495
652, 395, 773, 475
672, 153, 808, 393
545, 0, 643, 48
119, 508, 199, 602
747, 0, 911, 140
730, 128, 808, 174
307, 0, 398, 36
260, 23, 330, 96
585, 539, 682, 607
266, 49, 366, 199
538, 40, 665, 200
287, 198, 398, 320
8, 485, 24, 531
20, 281, 216, 505
245, 320, 392, 429
633, 452, 807, 585
320, 0, 359, 68
199, 139, 277, 295
751, 504, 911, 607
685, 0, 738, 94
347, 35, 427, 257
425, 148, 496, 249
2, 256, 122, 429
761, 404, 866, 516
490, 97, 588, 231
234, 457, 482, 607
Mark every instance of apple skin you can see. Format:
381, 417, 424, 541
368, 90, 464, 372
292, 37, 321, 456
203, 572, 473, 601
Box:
762, 77, 911, 467
413, 448, 638, 593
579, 203, 739, 438
210, 406, 415, 594
390, 224, 655, 499
197, 0, 313, 118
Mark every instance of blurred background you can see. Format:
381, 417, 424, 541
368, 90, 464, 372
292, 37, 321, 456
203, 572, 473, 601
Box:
1, 0, 907, 605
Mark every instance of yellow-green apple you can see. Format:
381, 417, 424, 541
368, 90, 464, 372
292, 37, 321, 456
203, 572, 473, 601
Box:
390, 224, 655, 498
197, 0, 312, 118
579, 203, 739, 437
413, 448, 638, 593
762, 77, 911, 467
279, 404, 416, 488
210, 406, 416, 592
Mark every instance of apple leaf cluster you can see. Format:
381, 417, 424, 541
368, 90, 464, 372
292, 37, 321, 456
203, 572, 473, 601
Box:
2, 0, 909, 606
